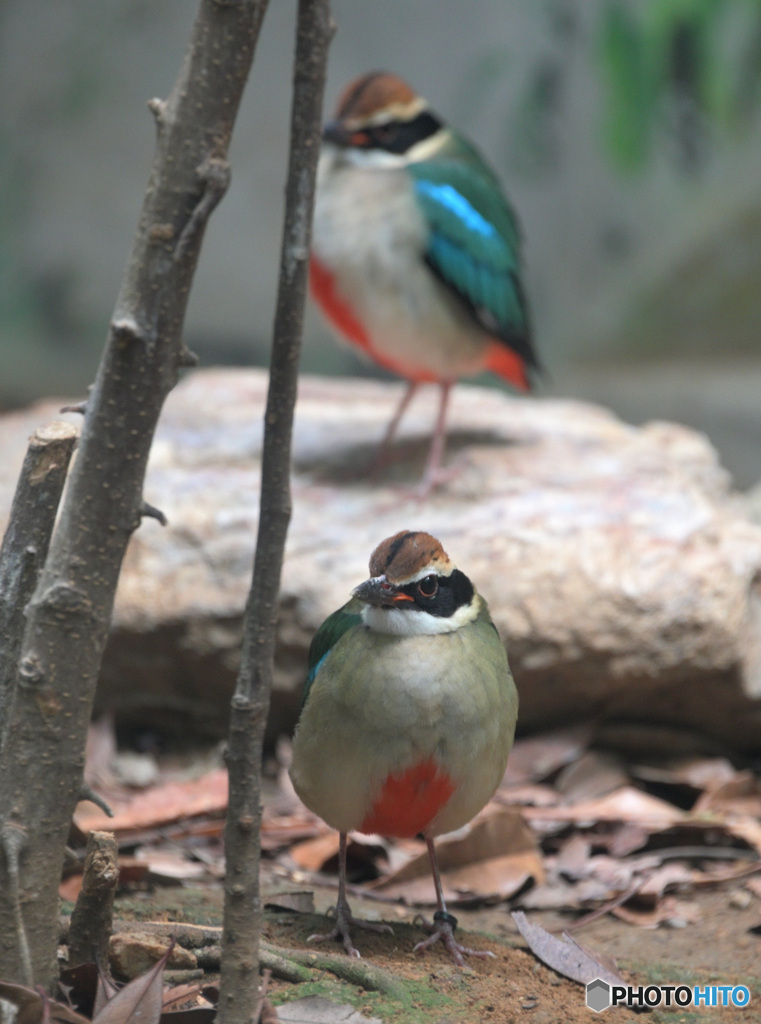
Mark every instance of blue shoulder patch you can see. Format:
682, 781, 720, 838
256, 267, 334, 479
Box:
414, 180, 500, 241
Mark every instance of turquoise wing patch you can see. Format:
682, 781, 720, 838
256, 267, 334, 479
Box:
410, 159, 528, 339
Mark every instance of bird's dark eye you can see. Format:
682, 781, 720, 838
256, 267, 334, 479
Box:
371, 123, 398, 145
417, 575, 438, 599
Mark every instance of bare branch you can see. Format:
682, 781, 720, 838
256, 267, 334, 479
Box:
218, 2, 333, 1021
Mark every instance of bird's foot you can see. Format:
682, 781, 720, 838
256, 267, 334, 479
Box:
413, 910, 495, 967
414, 459, 463, 498
398, 454, 465, 501
308, 897, 393, 959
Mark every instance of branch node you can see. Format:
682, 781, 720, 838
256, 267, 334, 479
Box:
77, 782, 114, 818
18, 655, 45, 689
173, 157, 231, 263
147, 97, 167, 123
149, 223, 176, 245
111, 316, 147, 348
140, 501, 168, 527
38, 581, 93, 618
60, 401, 88, 416
177, 347, 200, 369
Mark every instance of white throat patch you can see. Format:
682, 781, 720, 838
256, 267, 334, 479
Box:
361, 598, 479, 636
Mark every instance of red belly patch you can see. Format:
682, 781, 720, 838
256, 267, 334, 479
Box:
360, 759, 455, 838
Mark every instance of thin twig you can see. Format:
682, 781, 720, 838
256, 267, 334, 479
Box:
218, 3, 332, 1022
77, 782, 114, 818
139, 502, 168, 527
565, 877, 646, 932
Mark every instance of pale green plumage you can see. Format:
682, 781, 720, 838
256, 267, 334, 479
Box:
290, 593, 517, 837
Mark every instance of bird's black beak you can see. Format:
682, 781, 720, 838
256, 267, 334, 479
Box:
352, 575, 413, 609
322, 119, 353, 147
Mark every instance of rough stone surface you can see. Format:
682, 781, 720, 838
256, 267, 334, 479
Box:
1, 368, 761, 751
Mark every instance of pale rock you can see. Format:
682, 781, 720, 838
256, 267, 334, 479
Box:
108, 930, 196, 980
1, 368, 760, 751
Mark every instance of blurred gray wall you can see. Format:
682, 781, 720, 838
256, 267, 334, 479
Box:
2, 1, 760, 484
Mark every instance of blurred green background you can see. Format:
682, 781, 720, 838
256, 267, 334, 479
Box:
2, 0, 760, 485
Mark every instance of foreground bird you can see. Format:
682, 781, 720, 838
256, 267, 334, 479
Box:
310, 71, 539, 490
289, 530, 518, 964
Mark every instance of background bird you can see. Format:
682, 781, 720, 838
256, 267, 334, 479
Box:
289, 530, 519, 964
310, 71, 540, 491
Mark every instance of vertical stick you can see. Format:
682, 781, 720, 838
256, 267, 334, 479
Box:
218, 2, 332, 1021
68, 830, 119, 969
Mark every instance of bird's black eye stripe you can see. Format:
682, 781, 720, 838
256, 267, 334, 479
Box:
361, 111, 442, 154
397, 569, 474, 617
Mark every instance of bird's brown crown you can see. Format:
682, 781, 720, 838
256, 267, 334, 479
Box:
333, 71, 424, 127
369, 530, 454, 584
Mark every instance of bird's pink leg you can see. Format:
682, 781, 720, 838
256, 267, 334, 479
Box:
307, 832, 393, 958
416, 381, 457, 494
414, 836, 495, 966
369, 380, 419, 476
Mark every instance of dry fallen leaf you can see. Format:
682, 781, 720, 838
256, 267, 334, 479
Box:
555, 750, 630, 804
133, 849, 209, 883
161, 984, 212, 1013
501, 724, 593, 785
261, 811, 330, 851
523, 785, 685, 827
512, 910, 626, 987
631, 756, 737, 795
693, 772, 761, 817
288, 833, 341, 872
288, 833, 388, 875
74, 770, 229, 835
0, 982, 91, 1024
371, 807, 543, 903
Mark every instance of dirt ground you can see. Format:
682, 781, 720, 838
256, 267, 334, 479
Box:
110, 866, 761, 1024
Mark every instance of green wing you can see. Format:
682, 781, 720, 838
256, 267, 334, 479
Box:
301, 598, 363, 709
409, 147, 534, 366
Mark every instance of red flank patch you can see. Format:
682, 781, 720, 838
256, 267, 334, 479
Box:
485, 340, 530, 391
310, 255, 373, 351
309, 255, 438, 383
